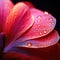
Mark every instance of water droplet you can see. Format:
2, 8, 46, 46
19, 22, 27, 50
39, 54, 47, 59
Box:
44, 31, 47, 34
40, 32, 42, 35
37, 15, 41, 19
27, 43, 32, 47
44, 11, 48, 15
49, 21, 53, 24
37, 15, 41, 22
49, 18, 54, 24
32, 15, 34, 20
49, 18, 53, 21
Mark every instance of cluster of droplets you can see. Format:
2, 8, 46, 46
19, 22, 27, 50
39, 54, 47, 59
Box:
26, 11, 55, 47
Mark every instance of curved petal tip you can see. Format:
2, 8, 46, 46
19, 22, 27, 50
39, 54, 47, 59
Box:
16, 30, 59, 48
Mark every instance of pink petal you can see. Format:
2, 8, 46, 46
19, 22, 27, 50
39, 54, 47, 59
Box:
20, 8, 56, 40
16, 30, 59, 48
0, 0, 14, 32
4, 2, 34, 45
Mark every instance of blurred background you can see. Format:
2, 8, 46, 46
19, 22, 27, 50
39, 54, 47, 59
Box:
11, 0, 60, 43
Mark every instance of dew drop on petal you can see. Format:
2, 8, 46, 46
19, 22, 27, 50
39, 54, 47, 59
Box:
27, 43, 32, 47
44, 11, 48, 15
49, 17, 53, 21
17, 8, 56, 41
44, 31, 47, 34
37, 15, 41, 19
40, 32, 42, 35
37, 15, 41, 22
16, 30, 59, 48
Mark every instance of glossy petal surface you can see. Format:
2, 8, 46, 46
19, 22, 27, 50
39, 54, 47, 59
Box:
4, 30, 59, 53
0, 0, 14, 32
23, 2, 34, 8
15, 30, 59, 48
4, 2, 34, 45
20, 8, 56, 40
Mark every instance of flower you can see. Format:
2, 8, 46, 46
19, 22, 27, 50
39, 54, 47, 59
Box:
0, 0, 60, 60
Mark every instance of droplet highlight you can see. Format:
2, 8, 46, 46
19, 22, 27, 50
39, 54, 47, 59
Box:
27, 43, 32, 47
44, 31, 47, 34
44, 11, 48, 15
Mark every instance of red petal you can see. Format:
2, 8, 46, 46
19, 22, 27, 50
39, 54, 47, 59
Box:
20, 8, 56, 40
0, 0, 14, 32
3, 53, 40, 60
16, 30, 59, 48
4, 2, 34, 45
3, 43, 60, 60
23, 2, 34, 8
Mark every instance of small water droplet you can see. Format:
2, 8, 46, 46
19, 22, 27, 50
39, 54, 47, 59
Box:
49, 21, 53, 24
27, 43, 32, 47
37, 15, 41, 22
32, 15, 34, 20
49, 18, 54, 24
37, 15, 41, 19
44, 11, 48, 15
40, 32, 42, 35
44, 31, 47, 34
49, 18, 53, 21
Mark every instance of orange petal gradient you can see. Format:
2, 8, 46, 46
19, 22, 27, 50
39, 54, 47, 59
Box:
4, 2, 34, 45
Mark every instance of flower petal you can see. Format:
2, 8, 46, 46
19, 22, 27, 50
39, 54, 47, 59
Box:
20, 8, 56, 40
23, 2, 34, 8
3, 53, 40, 60
4, 2, 34, 45
0, 0, 14, 32
16, 30, 59, 48
3, 43, 60, 60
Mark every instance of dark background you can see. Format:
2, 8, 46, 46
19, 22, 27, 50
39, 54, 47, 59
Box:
11, 0, 60, 43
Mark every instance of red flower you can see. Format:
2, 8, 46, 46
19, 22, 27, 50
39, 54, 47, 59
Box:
0, 0, 60, 60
